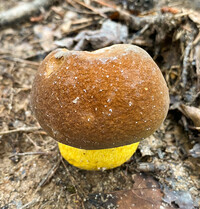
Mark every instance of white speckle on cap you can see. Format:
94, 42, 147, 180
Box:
99, 57, 109, 64
72, 97, 79, 104
109, 109, 112, 112
129, 101, 132, 106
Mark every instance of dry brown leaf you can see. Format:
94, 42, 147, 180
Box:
88, 173, 172, 209
180, 104, 200, 127
73, 19, 128, 50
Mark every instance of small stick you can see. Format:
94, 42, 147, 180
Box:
93, 0, 117, 9
61, 158, 86, 198
9, 151, 53, 158
182, 40, 193, 86
66, 22, 96, 34
61, 158, 86, 209
25, 134, 41, 150
73, 0, 106, 18
35, 157, 61, 191
1, 56, 39, 67
0, 127, 41, 136
19, 197, 40, 209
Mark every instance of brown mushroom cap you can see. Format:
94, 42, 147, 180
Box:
31, 44, 169, 149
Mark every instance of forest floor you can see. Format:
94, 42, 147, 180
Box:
0, 0, 200, 208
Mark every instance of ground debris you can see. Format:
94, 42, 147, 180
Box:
163, 187, 199, 209
0, 0, 57, 27
1, 0, 200, 208
190, 143, 200, 158
55, 19, 128, 51
179, 104, 200, 127
87, 173, 173, 209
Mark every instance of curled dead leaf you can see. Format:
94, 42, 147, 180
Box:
179, 104, 200, 127
189, 11, 200, 25
88, 173, 173, 209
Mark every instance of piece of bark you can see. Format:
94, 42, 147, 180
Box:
0, 0, 57, 28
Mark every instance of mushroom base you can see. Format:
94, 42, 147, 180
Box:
58, 142, 139, 170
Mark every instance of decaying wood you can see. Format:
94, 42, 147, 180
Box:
0, 0, 58, 27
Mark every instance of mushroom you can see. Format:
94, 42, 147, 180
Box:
31, 44, 169, 170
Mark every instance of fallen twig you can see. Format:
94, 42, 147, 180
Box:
19, 197, 40, 209
73, 0, 106, 18
9, 151, 53, 158
0, 127, 41, 136
0, 56, 39, 67
0, 0, 57, 27
93, 0, 117, 9
194, 44, 200, 91
65, 21, 97, 34
36, 157, 61, 190
182, 38, 194, 87
61, 158, 86, 198
61, 158, 87, 208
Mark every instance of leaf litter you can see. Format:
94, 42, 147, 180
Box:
0, 0, 200, 208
